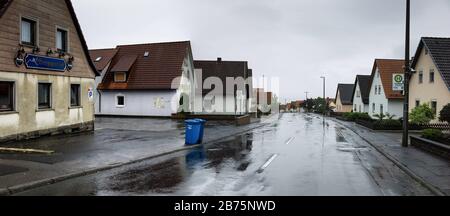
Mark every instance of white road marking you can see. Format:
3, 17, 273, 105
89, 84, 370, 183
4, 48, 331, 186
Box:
257, 154, 279, 173
285, 137, 295, 145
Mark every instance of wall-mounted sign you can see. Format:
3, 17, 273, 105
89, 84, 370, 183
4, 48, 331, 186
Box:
88, 88, 94, 101
25, 54, 66, 72
392, 73, 405, 91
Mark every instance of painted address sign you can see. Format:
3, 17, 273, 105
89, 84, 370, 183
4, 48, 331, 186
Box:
25, 54, 67, 72
392, 73, 405, 91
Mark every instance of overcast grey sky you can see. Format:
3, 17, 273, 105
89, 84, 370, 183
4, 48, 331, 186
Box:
73, 0, 450, 102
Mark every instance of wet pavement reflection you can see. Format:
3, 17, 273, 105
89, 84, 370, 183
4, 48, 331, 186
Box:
16, 113, 433, 196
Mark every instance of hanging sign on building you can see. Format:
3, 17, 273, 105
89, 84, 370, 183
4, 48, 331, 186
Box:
25, 54, 67, 72
392, 73, 405, 91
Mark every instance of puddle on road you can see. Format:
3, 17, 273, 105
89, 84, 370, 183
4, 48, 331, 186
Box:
337, 147, 369, 153
16, 133, 257, 196
108, 133, 255, 195
335, 127, 348, 143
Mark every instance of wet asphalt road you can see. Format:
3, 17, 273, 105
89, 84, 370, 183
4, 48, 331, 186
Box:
16, 113, 433, 196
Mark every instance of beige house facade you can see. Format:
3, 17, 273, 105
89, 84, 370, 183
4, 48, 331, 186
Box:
410, 37, 450, 123
335, 84, 354, 113
0, 0, 99, 142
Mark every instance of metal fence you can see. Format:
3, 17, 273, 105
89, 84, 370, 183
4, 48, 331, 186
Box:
410, 123, 450, 131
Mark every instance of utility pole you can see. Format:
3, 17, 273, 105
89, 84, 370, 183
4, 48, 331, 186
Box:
402, 0, 411, 148
305, 91, 310, 100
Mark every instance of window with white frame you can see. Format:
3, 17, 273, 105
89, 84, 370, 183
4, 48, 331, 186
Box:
431, 100, 437, 116
116, 95, 125, 107
429, 69, 435, 83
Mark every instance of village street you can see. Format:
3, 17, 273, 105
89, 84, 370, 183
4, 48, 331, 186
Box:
9, 113, 434, 196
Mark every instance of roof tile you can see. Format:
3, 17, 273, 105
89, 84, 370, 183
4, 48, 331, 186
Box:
99, 41, 191, 90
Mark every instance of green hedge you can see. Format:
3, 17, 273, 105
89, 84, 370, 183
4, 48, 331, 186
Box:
422, 129, 444, 141
372, 119, 402, 130
342, 112, 372, 121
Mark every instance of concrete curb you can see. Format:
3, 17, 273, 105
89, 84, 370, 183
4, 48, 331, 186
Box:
0, 122, 268, 196
332, 118, 446, 196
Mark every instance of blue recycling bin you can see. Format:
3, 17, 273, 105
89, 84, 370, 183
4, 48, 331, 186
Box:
185, 119, 202, 145
195, 119, 206, 143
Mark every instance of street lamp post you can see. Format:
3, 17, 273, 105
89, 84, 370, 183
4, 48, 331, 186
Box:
321, 77, 326, 125
402, 0, 411, 147
320, 76, 326, 117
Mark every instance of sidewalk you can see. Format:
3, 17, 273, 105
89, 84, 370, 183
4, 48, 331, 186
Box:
334, 118, 450, 196
0, 115, 277, 195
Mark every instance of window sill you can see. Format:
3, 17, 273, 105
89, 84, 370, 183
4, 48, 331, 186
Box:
20, 43, 37, 49
69, 106, 83, 109
0, 111, 19, 115
36, 108, 54, 112
116, 106, 125, 108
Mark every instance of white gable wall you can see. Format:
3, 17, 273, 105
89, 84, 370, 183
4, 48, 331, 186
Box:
369, 68, 403, 119
96, 50, 195, 117
352, 82, 369, 113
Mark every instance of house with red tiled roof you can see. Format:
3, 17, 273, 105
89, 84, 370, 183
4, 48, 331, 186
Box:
95, 41, 195, 117
368, 59, 405, 119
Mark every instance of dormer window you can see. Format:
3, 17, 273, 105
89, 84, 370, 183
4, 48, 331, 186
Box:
114, 72, 127, 82
144, 51, 150, 57
95, 57, 102, 62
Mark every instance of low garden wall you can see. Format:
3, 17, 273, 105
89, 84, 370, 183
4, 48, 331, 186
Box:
411, 136, 450, 160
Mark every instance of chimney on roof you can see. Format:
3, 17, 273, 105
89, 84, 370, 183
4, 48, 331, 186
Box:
217, 57, 222, 63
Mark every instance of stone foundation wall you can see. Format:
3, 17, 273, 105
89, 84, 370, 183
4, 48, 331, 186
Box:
0, 121, 94, 144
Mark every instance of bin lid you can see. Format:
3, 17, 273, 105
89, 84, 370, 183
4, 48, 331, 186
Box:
185, 119, 201, 125
194, 119, 206, 123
